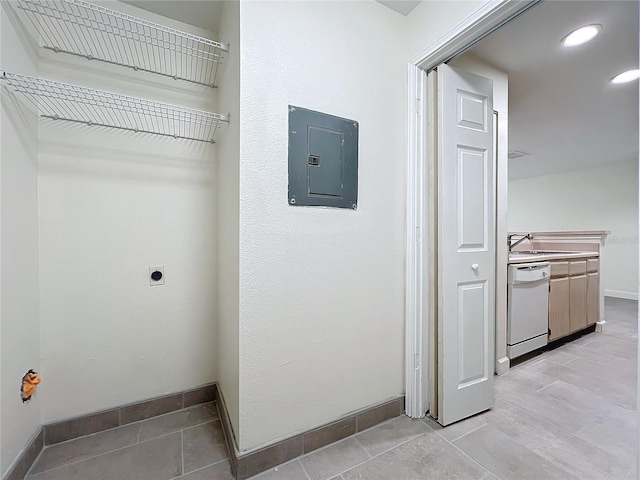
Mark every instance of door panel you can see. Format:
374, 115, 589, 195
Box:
458, 281, 489, 387
458, 147, 487, 249
437, 64, 495, 426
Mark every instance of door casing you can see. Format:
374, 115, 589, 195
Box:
404, 0, 542, 419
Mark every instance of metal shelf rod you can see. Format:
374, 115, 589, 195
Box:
17, 0, 229, 87
1, 71, 229, 143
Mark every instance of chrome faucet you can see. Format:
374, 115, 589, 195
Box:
508, 233, 533, 252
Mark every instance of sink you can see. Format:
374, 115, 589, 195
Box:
510, 251, 575, 255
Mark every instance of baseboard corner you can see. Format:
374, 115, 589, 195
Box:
1, 426, 43, 480
496, 356, 510, 375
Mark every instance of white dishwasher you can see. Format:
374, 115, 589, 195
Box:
507, 262, 550, 359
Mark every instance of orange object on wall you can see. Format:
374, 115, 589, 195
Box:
21, 370, 42, 402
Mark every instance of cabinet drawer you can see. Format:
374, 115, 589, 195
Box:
550, 261, 569, 277
587, 258, 599, 273
569, 260, 586, 276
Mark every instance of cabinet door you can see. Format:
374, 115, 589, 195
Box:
587, 272, 599, 326
549, 277, 570, 341
569, 275, 588, 332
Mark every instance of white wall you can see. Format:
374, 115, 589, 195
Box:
216, 0, 240, 442
448, 53, 509, 372
508, 160, 639, 297
237, 0, 407, 451
0, 1, 41, 475
37, 2, 220, 422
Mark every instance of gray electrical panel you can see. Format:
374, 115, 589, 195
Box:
288, 106, 358, 209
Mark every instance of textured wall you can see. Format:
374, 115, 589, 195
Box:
216, 0, 240, 443
0, 1, 41, 475
237, 0, 407, 451
37, 1, 220, 423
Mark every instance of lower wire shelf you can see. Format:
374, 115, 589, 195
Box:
0, 71, 229, 143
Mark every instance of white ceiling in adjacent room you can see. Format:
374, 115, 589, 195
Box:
121, 0, 223, 33
466, 1, 639, 180
375, 0, 421, 16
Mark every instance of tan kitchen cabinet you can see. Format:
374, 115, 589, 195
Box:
547, 257, 598, 342
549, 277, 570, 341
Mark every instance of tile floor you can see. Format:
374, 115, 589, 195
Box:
25, 298, 637, 480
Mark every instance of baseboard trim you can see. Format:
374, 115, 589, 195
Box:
604, 290, 639, 301
1, 427, 43, 480
213, 384, 239, 476
214, 384, 405, 480
496, 356, 510, 375
43, 383, 216, 446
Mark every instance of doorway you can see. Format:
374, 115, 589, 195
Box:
406, 0, 639, 438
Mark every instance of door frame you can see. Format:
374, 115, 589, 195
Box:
404, 0, 542, 419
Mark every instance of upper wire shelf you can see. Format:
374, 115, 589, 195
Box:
16, 0, 229, 87
1, 71, 229, 143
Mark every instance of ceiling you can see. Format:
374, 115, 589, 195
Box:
122, 0, 223, 33
375, 0, 421, 16
126, 0, 423, 24
465, 1, 639, 180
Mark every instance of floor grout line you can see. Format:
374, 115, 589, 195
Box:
444, 422, 487, 443
334, 430, 431, 477
352, 436, 372, 458
181, 430, 185, 477
169, 457, 230, 480
355, 428, 432, 460
535, 379, 559, 393
444, 425, 504, 480
297, 458, 312, 480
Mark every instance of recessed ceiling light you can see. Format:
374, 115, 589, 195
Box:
611, 69, 640, 84
561, 24, 601, 47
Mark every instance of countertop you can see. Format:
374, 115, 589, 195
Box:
508, 231, 609, 237
508, 250, 599, 264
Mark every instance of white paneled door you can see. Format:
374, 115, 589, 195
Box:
437, 64, 495, 426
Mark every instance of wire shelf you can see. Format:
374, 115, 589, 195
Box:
1, 71, 229, 143
17, 0, 229, 87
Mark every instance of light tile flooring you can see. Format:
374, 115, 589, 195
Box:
25, 298, 637, 480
